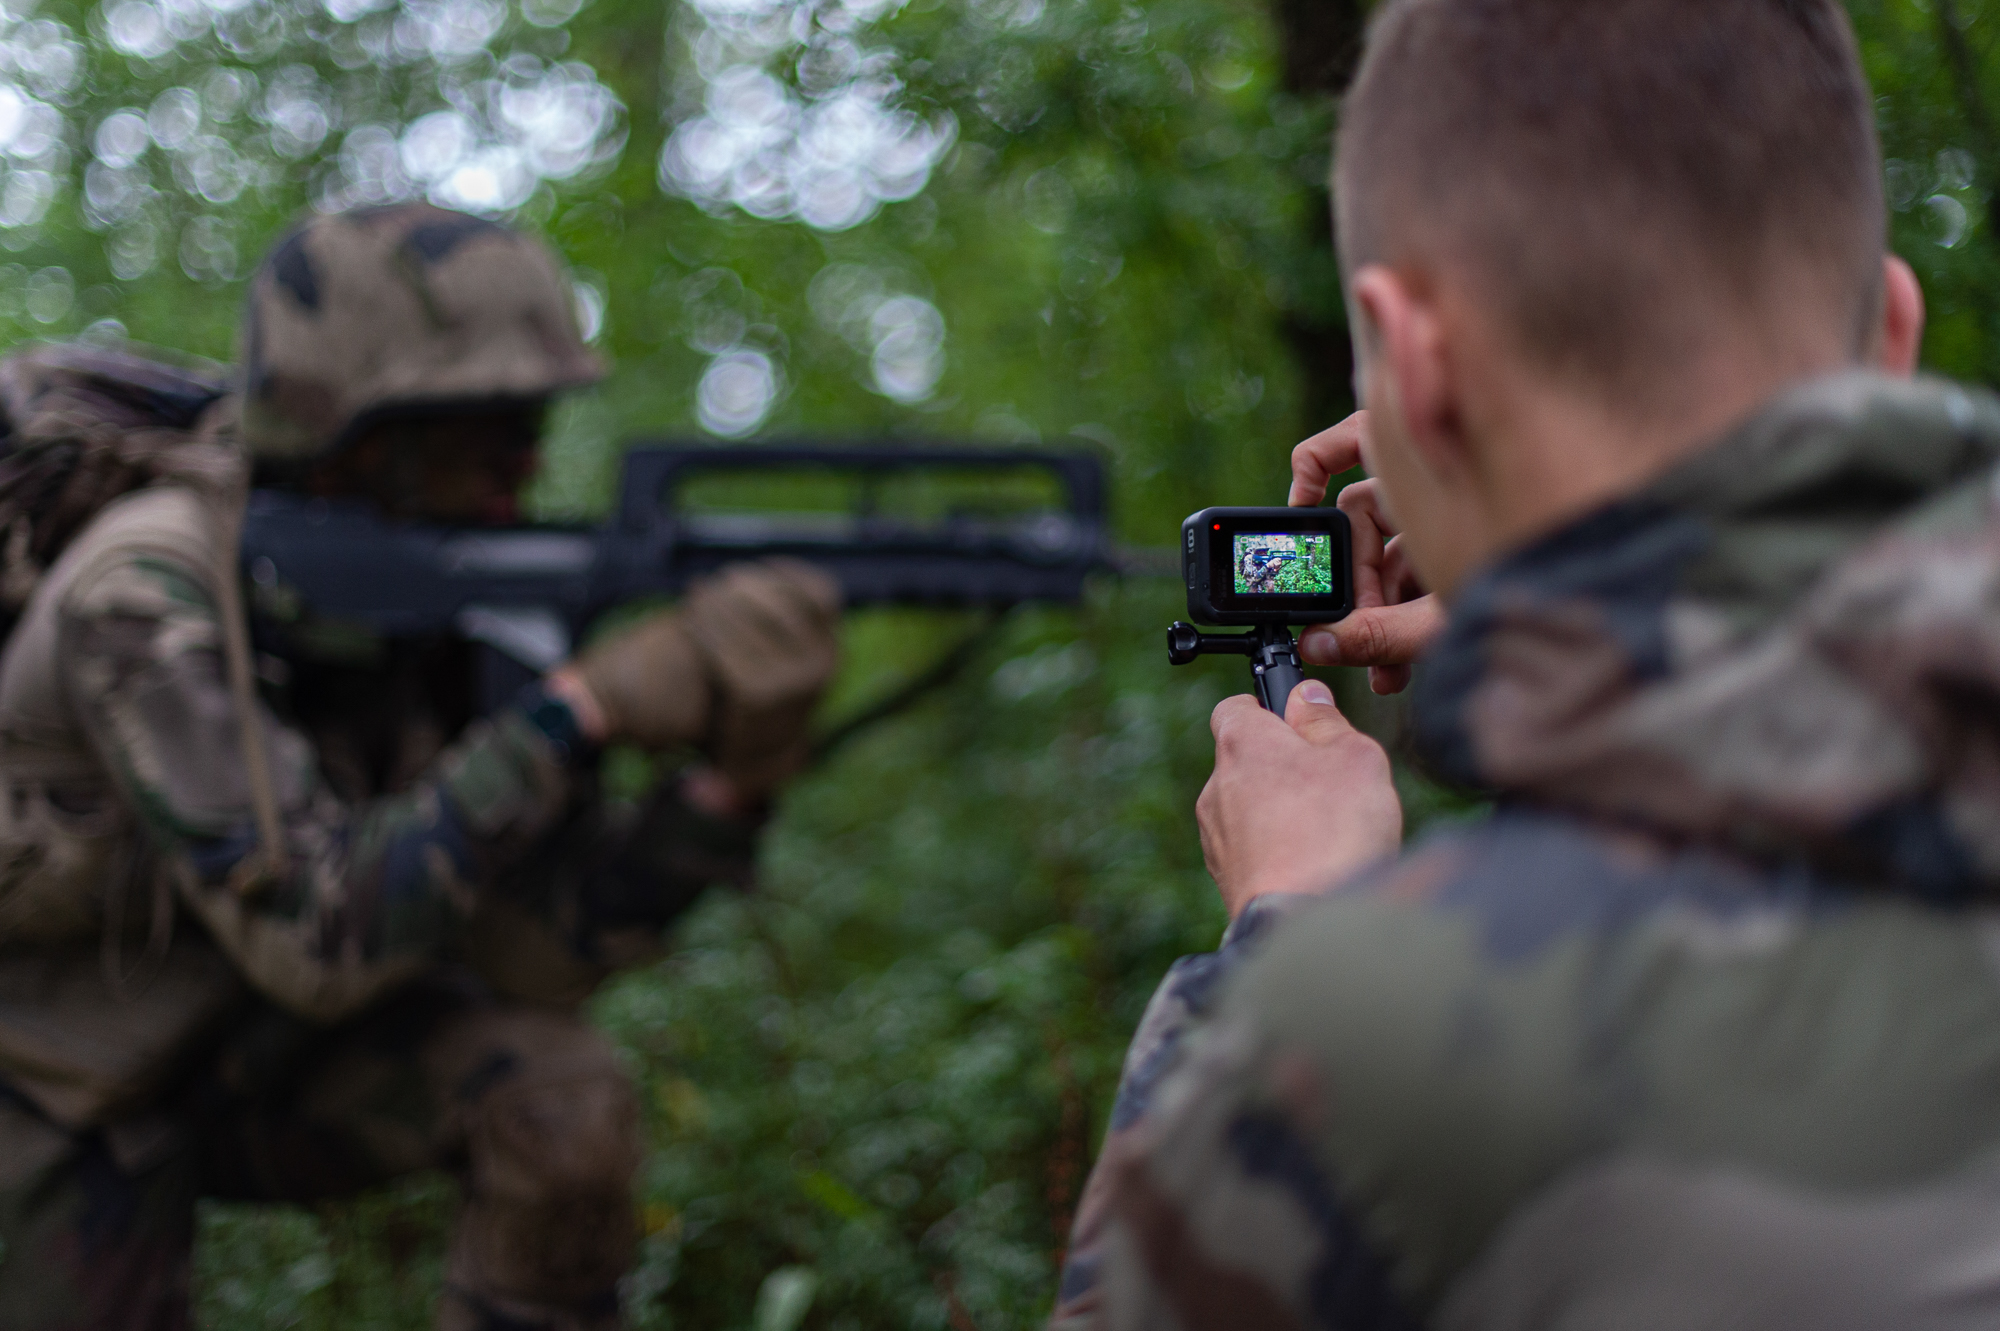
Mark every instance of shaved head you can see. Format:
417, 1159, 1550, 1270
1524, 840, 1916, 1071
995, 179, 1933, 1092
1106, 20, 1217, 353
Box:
1336, 0, 1885, 409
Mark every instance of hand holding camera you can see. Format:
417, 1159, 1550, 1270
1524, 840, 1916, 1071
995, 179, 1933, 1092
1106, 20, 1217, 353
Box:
1181, 410, 1436, 914
1167, 505, 1352, 716
1287, 413, 1444, 696
1198, 683, 1403, 918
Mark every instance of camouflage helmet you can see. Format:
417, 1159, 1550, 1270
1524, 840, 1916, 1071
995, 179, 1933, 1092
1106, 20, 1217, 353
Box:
238, 203, 605, 460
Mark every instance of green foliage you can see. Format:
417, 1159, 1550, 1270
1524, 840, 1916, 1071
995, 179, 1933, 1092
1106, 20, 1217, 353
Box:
195, 1177, 455, 1330
0, 0, 1335, 528
1259, 536, 1334, 595
601, 587, 1236, 1329
1859, 0, 2000, 380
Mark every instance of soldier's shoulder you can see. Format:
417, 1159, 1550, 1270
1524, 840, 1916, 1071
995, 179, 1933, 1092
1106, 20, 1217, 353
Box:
1213, 813, 1820, 1189
1148, 819, 1791, 1304
56, 486, 224, 619
1195, 813, 2000, 1311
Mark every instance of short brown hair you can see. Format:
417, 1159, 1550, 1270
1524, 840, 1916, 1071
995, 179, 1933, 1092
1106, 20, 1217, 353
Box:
1336, 0, 1884, 400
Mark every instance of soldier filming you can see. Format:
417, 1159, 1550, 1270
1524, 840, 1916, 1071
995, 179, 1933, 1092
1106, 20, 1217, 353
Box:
0, 203, 839, 1330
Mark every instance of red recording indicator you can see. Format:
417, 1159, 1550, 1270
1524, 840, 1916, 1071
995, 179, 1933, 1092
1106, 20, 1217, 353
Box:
1213, 523, 1221, 530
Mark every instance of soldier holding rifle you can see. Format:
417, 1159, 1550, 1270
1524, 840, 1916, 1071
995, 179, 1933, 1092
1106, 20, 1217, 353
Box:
0, 203, 838, 1330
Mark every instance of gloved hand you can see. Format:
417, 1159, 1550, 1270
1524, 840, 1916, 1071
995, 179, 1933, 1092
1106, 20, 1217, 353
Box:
679, 557, 842, 798
565, 559, 841, 795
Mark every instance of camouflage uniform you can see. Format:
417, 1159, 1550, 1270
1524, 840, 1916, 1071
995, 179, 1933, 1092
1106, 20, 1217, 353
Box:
1241, 551, 1281, 594
1055, 372, 2000, 1329
0, 207, 793, 1330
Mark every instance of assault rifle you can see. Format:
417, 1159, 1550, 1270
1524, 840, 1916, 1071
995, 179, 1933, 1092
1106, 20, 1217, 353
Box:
241, 444, 1121, 728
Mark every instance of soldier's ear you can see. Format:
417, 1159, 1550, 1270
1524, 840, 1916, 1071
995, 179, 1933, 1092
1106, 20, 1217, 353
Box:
1349, 266, 1472, 487
1877, 255, 1924, 378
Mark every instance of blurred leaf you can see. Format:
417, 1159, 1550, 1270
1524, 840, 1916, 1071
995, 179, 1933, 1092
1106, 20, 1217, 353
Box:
751, 1266, 820, 1331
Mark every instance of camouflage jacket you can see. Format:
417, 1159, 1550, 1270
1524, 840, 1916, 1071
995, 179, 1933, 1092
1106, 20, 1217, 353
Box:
1055, 372, 2000, 1329
0, 359, 741, 1126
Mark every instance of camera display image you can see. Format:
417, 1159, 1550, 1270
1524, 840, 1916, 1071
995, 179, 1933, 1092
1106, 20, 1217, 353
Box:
1233, 532, 1334, 595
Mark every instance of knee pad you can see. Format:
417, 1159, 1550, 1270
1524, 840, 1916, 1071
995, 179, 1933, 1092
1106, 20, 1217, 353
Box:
451, 1025, 643, 1308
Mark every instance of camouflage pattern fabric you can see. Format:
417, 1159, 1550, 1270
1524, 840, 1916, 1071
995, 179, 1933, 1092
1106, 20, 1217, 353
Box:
0, 511, 761, 1322
458, 768, 769, 1008
58, 510, 574, 1018
238, 203, 604, 462
0, 972, 641, 1331
1053, 372, 2000, 1329
4, 469, 767, 1030
1416, 371, 2000, 896
0, 343, 238, 618
0, 327, 767, 1323
1240, 549, 1281, 595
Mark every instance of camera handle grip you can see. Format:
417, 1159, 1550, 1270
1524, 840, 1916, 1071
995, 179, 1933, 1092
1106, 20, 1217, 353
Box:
1251, 636, 1306, 720
1166, 622, 1308, 719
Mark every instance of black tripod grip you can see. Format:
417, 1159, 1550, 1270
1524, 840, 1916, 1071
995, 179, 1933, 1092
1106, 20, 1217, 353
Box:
1166, 622, 1307, 717
1254, 654, 1306, 719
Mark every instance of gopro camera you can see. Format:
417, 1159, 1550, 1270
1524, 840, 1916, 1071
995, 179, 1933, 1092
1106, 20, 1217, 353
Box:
1167, 506, 1354, 718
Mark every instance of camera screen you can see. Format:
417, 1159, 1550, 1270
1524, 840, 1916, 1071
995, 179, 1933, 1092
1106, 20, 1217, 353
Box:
1232, 533, 1334, 596
1185, 505, 1353, 625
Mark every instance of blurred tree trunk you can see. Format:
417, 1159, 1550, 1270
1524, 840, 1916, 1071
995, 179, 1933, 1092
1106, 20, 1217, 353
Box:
1270, 0, 1368, 434
1934, 0, 2000, 244
1272, 0, 1368, 101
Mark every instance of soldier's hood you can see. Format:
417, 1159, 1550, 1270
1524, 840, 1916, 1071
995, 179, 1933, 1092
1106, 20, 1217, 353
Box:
1415, 371, 2000, 900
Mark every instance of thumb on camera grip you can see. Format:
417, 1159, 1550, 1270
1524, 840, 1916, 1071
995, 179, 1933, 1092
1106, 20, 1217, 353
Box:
1285, 679, 1359, 746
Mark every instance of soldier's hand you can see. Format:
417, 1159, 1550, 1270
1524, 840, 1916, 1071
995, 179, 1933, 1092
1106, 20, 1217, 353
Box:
554, 559, 842, 796
1197, 680, 1402, 919
1287, 413, 1444, 695
679, 558, 842, 799
557, 601, 711, 751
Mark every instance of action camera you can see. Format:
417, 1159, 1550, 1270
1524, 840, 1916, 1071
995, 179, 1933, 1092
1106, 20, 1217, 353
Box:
1180, 506, 1355, 625
1167, 506, 1354, 718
